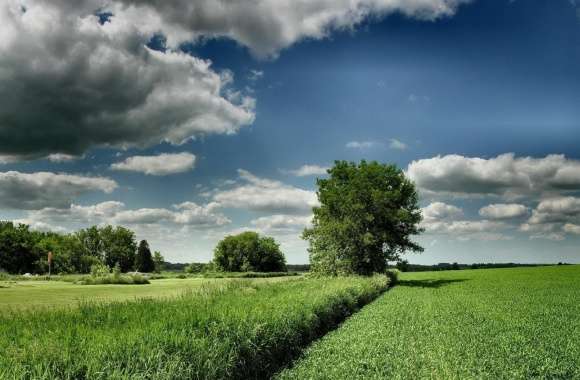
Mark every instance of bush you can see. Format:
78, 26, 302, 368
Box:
213, 231, 287, 272
385, 269, 400, 285
90, 263, 111, 277
77, 273, 150, 285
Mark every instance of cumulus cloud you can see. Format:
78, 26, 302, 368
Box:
346, 141, 380, 149
563, 223, 580, 235
0, 171, 117, 210
517, 196, 580, 240
420, 201, 508, 240
388, 138, 407, 150
23, 200, 229, 228
111, 152, 196, 175
111, 0, 471, 58
408, 154, 580, 198
213, 169, 319, 214
251, 214, 313, 233
0, 0, 470, 160
46, 154, 80, 163
284, 164, 329, 177
479, 203, 528, 220
421, 202, 463, 223
0, 1, 255, 160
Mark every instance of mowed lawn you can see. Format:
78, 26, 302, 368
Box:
0, 276, 296, 310
278, 265, 580, 379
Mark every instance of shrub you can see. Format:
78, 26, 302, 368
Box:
90, 263, 110, 277
213, 231, 287, 272
77, 273, 150, 285
385, 269, 400, 285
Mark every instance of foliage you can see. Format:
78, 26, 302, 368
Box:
90, 263, 111, 277
385, 268, 400, 285
213, 231, 287, 272
200, 271, 300, 279
277, 265, 580, 379
0, 222, 42, 274
99, 226, 137, 272
153, 251, 164, 273
0, 276, 388, 379
77, 273, 150, 285
0, 222, 139, 274
304, 160, 423, 276
185, 262, 209, 273
135, 240, 155, 273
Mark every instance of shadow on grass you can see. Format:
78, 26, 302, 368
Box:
398, 279, 468, 289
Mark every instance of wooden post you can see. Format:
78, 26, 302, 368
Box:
47, 251, 53, 279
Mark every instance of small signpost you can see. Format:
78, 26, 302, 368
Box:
47, 251, 53, 279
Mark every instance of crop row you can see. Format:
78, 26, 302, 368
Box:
277, 266, 580, 379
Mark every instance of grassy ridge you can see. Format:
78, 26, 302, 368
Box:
0, 276, 388, 379
277, 265, 580, 379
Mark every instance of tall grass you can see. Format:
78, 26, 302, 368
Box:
0, 276, 388, 379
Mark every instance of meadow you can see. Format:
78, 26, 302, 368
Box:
0, 276, 294, 310
0, 275, 389, 379
277, 265, 580, 379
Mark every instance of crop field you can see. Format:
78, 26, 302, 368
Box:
278, 265, 580, 379
0, 275, 388, 379
0, 277, 295, 310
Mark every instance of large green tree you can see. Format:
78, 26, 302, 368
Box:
303, 160, 423, 276
213, 231, 287, 272
99, 226, 137, 272
135, 240, 155, 273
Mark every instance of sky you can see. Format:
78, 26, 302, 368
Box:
1, 0, 579, 265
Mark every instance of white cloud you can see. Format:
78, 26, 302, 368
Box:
388, 138, 408, 150
527, 197, 580, 225
0, 0, 469, 160
111, 152, 196, 175
420, 201, 508, 240
0, 171, 117, 210
563, 223, 580, 235
248, 70, 264, 81
23, 200, 229, 229
479, 203, 528, 219
213, 169, 319, 214
408, 153, 580, 198
346, 141, 380, 149
251, 214, 312, 233
421, 202, 463, 223
0, 1, 254, 160
47, 154, 80, 163
519, 197, 580, 240
110, 0, 471, 58
284, 164, 329, 177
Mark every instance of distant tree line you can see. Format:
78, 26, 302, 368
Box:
0, 222, 163, 274
394, 260, 556, 272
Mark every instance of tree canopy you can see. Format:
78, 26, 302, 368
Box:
213, 231, 287, 272
135, 240, 155, 273
304, 160, 423, 276
0, 222, 142, 274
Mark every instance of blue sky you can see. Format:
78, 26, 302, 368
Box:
1, 0, 580, 264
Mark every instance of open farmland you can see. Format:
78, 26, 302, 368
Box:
277, 265, 580, 379
0, 275, 388, 379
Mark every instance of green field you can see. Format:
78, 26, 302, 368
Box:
0, 277, 293, 310
0, 275, 388, 379
278, 265, 580, 379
